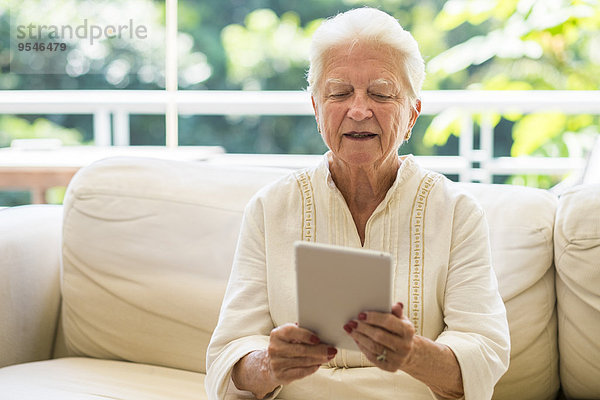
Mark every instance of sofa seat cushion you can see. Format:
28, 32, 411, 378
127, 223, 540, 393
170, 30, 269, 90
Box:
554, 184, 600, 399
0, 357, 206, 400
459, 183, 559, 400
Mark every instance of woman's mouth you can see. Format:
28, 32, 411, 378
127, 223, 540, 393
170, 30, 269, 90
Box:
343, 132, 377, 140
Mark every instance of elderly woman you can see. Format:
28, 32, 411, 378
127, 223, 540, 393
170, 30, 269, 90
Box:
206, 7, 510, 400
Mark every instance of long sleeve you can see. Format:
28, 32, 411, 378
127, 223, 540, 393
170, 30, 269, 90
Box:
434, 194, 511, 400
205, 197, 280, 400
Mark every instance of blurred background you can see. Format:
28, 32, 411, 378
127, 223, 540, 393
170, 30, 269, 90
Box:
1, 0, 599, 205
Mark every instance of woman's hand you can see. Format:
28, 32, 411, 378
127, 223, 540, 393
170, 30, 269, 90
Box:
232, 323, 336, 398
344, 303, 464, 398
343, 302, 415, 372
266, 323, 337, 384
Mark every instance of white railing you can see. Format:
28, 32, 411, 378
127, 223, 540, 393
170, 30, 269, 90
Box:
1, 90, 599, 182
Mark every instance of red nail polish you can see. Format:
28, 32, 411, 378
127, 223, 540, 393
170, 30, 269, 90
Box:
327, 347, 337, 357
358, 312, 367, 320
343, 324, 353, 333
310, 335, 320, 344
348, 320, 358, 329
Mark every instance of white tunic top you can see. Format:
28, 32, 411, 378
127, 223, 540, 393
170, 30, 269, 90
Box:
206, 154, 510, 400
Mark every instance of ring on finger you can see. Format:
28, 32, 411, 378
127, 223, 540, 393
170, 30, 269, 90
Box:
376, 349, 387, 362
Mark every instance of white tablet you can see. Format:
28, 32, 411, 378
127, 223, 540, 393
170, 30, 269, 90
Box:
295, 241, 393, 351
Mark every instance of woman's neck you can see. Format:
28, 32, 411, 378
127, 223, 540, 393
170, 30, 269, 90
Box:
328, 153, 400, 244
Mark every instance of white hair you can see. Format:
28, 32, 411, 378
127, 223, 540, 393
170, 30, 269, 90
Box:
307, 7, 425, 107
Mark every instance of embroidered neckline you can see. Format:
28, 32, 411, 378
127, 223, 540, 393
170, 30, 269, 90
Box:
407, 171, 441, 336
294, 170, 315, 242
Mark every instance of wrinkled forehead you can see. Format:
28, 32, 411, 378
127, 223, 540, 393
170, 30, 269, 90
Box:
320, 42, 405, 90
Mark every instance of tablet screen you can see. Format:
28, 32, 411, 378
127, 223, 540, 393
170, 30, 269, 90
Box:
295, 241, 392, 351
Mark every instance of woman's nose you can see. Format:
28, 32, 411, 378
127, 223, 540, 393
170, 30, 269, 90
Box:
347, 93, 373, 121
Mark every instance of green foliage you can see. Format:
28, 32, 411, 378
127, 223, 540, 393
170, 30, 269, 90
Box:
0, 115, 84, 147
45, 186, 67, 204
506, 174, 557, 189
423, 109, 464, 147
421, 0, 600, 188
221, 9, 319, 90
424, 110, 503, 148
511, 113, 567, 156
0, 191, 30, 207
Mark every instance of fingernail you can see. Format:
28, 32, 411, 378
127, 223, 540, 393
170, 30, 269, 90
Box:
327, 347, 337, 357
358, 312, 367, 321
348, 320, 358, 329
310, 335, 320, 344
399, 302, 404, 311
343, 324, 353, 333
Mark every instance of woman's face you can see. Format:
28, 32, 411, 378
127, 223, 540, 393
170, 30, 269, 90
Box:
312, 42, 420, 168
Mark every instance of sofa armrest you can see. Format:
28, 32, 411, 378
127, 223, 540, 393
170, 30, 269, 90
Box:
0, 205, 63, 368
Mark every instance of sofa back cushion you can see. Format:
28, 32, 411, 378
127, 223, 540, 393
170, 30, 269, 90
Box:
60, 157, 289, 373
0, 205, 63, 368
554, 184, 600, 399
459, 183, 559, 400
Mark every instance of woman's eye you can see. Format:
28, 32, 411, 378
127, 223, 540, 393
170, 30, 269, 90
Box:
372, 93, 393, 100
330, 92, 349, 98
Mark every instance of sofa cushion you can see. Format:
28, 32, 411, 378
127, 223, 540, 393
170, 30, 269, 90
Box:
0, 357, 205, 399
459, 183, 559, 400
554, 184, 600, 399
60, 157, 289, 373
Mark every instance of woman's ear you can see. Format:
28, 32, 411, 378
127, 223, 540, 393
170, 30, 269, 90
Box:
311, 96, 321, 133
409, 98, 421, 130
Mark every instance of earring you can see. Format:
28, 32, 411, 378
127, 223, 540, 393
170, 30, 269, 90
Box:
404, 130, 411, 141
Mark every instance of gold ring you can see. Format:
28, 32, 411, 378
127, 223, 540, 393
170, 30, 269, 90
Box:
376, 349, 387, 362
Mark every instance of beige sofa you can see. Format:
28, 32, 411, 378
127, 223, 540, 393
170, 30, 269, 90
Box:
0, 156, 598, 400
